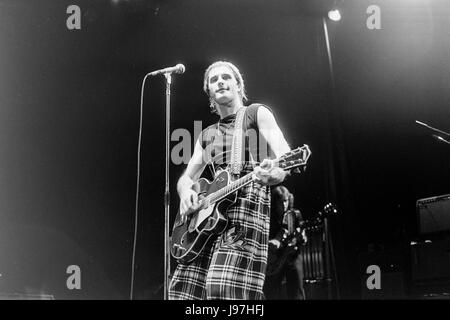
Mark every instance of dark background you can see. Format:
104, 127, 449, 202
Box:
0, 0, 449, 299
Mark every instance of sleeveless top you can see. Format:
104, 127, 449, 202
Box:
199, 104, 275, 175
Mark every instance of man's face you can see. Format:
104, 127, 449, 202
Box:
207, 65, 241, 105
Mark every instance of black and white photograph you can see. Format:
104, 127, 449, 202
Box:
0, 0, 449, 304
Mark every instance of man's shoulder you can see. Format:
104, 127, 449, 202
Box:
246, 103, 270, 111
246, 103, 273, 117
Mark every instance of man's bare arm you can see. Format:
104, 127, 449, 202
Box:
254, 106, 291, 185
177, 139, 206, 214
257, 106, 290, 158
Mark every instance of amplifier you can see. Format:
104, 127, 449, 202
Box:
417, 194, 450, 235
299, 222, 326, 281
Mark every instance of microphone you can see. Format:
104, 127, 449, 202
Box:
148, 64, 185, 76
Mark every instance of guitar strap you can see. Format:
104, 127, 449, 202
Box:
229, 106, 247, 176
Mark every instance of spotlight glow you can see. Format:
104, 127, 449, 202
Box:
328, 9, 341, 22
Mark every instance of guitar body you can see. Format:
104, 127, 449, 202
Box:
266, 241, 299, 276
170, 170, 237, 263
266, 226, 305, 276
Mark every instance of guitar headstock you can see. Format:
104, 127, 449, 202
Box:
277, 144, 312, 172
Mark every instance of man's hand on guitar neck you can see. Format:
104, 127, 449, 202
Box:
254, 159, 289, 186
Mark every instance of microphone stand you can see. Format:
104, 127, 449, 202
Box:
164, 73, 172, 300
416, 120, 450, 145
133, 66, 182, 300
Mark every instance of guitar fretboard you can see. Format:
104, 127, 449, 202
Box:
198, 145, 310, 207
205, 172, 254, 205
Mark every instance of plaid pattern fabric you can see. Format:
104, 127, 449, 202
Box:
169, 162, 271, 300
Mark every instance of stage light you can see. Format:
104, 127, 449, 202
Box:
328, 9, 341, 22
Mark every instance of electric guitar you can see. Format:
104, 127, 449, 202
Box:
266, 222, 306, 276
266, 202, 338, 276
170, 145, 312, 263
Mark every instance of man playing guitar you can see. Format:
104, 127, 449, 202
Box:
169, 60, 293, 300
264, 186, 307, 299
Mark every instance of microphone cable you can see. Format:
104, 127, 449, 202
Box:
130, 73, 152, 300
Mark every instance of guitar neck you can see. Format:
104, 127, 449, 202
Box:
206, 172, 254, 205
204, 159, 282, 204
201, 145, 311, 207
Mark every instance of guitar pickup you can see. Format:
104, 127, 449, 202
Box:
173, 244, 186, 252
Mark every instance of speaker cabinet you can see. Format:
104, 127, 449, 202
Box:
417, 194, 450, 235
411, 239, 450, 283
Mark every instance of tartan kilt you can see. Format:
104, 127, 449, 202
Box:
169, 163, 271, 300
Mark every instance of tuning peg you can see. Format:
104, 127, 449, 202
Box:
323, 203, 338, 216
